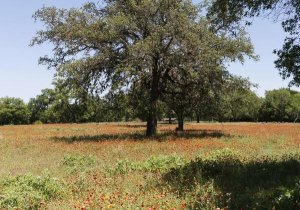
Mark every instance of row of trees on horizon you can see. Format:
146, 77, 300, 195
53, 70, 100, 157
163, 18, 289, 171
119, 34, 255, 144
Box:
1, 84, 300, 128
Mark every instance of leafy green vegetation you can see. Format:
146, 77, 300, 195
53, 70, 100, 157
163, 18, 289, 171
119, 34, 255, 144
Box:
108, 154, 187, 175
163, 149, 300, 209
0, 174, 65, 209
209, 0, 300, 86
2, 87, 300, 127
0, 97, 30, 125
62, 154, 97, 174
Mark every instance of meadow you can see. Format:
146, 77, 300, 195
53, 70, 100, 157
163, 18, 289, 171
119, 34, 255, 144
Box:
0, 122, 299, 209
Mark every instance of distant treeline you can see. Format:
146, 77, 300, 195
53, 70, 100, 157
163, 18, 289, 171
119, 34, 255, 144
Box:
1, 87, 300, 125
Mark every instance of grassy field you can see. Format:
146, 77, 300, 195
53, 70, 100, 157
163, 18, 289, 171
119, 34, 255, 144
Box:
0, 122, 299, 209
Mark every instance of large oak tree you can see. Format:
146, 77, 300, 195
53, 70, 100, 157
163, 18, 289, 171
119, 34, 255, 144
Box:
32, 0, 254, 136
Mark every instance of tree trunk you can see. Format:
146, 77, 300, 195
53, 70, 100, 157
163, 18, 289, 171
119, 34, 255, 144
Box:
146, 60, 159, 136
169, 116, 172, 124
146, 114, 157, 136
196, 114, 200, 123
177, 116, 184, 132
294, 113, 299, 123
146, 94, 158, 136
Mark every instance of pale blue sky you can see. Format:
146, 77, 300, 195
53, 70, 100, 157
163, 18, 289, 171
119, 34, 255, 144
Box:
0, 0, 298, 102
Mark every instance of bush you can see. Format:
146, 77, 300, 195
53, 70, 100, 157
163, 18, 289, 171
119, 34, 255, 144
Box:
108, 154, 187, 175
33, 120, 43, 125
0, 174, 65, 209
273, 181, 300, 209
141, 155, 187, 173
62, 154, 97, 173
109, 159, 137, 175
163, 151, 300, 209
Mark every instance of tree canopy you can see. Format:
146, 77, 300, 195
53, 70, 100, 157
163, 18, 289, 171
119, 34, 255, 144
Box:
208, 0, 300, 86
31, 0, 255, 135
0, 97, 30, 125
259, 88, 300, 122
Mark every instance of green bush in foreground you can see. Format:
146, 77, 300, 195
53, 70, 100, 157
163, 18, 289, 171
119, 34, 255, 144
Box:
163, 150, 300, 209
0, 174, 65, 209
108, 154, 187, 175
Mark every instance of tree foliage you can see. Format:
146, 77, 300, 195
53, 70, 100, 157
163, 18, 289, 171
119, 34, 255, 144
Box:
28, 89, 57, 123
0, 97, 30, 125
163, 67, 226, 130
2, 86, 300, 125
208, 0, 300, 86
259, 88, 300, 122
31, 0, 255, 135
219, 76, 262, 122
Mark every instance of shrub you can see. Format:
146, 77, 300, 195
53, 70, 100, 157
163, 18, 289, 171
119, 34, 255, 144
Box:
273, 181, 300, 209
0, 174, 65, 209
62, 154, 97, 173
108, 154, 187, 175
205, 148, 240, 161
109, 159, 137, 175
140, 155, 187, 173
163, 151, 300, 209
33, 120, 43, 125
